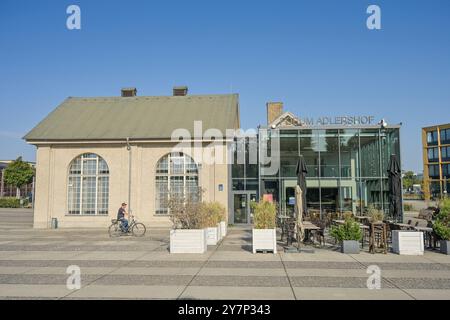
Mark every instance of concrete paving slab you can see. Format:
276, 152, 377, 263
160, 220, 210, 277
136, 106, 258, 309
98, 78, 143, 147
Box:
6, 251, 85, 260
404, 289, 450, 300
293, 287, 413, 300
73, 251, 147, 260
113, 267, 200, 276
0, 284, 69, 298
66, 285, 184, 299
198, 268, 287, 277
180, 286, 295, 300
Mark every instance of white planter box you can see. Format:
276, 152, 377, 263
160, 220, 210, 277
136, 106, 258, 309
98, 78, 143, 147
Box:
252, 228, 277, 254
170, 229, 207, 253
220, 221, 227, 237
217, 223, 222, 240
392, 231, 424, 255
206, 226, 220, 245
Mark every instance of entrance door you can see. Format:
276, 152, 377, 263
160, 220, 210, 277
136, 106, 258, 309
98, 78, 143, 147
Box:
232, 192, 257, 224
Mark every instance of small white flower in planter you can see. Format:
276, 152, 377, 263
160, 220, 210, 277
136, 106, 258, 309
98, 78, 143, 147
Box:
252, 200, 277, 254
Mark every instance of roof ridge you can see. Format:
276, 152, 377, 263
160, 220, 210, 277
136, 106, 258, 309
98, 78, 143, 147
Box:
67, 93, 238, 100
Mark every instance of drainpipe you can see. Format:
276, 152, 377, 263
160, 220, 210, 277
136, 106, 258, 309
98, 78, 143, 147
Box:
126, 137, 132, 213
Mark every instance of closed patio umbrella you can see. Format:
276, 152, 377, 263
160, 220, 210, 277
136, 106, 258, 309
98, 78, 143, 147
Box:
388, 154, 402, 222
295, 155, 308, 217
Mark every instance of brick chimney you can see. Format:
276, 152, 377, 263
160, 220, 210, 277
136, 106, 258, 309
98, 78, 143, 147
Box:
267, 102, 283, 125
173, 86, 188, 96
121, 87, 137, 97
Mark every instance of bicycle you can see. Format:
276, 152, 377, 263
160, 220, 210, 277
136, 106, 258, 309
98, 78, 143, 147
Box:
108, 215, 146, 237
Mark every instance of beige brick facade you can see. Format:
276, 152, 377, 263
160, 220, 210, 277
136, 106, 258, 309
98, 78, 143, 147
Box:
33, 142, 230, 229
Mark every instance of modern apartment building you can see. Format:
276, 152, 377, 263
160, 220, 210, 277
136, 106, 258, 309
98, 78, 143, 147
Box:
422, 123, 450, 200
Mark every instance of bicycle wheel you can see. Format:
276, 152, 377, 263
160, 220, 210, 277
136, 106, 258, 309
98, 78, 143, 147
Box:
132, 223, 146, 237
108, 223, 121, 237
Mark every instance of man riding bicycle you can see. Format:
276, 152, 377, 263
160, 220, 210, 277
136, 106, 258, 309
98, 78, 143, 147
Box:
117, 203, 129, 232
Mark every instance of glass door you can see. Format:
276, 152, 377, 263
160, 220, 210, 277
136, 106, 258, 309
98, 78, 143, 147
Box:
233, 192, 257, 224
233, 193, 248, 224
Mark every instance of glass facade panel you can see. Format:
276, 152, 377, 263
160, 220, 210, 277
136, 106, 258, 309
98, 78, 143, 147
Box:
440, 128, 450, 144
380, 128, 400, 177
428, 147, 439, 162
339, 129, 360, 178
428, 131, 438, 145
319, 130, 339, 178
443, 164, 450, 178
360, 129, 380, 177
442, 146, 450, 161
280, 130, 299, 178
429, 165, 440, 179
300, 130, 319, 178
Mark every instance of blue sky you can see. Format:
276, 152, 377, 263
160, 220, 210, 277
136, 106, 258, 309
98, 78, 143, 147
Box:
0, 0, 449, 172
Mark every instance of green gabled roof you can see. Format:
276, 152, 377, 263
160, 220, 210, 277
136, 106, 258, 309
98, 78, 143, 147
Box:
24, 94, 240, 141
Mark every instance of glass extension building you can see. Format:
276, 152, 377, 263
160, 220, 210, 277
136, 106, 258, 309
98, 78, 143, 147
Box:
230, 105, 402, 224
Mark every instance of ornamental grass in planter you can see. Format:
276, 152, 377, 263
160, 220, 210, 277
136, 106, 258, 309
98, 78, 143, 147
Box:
203, 202, 226, 245
367, 205, 384, 223
252, 200, 277, 254
330, 218, 362, 254
433, 198, 450, 255
169, 190, 209, 254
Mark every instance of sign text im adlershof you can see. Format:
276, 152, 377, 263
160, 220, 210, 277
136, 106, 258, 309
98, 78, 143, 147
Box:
299, 115, 375, 126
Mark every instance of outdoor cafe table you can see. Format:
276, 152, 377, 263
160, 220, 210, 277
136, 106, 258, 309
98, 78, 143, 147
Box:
393, 222, 415, 230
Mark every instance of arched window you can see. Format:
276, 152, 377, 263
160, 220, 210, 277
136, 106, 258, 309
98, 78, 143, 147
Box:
68, 153, 109, 215
155, 152, 199, 215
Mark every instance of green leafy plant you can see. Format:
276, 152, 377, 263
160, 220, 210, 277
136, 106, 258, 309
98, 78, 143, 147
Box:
433, 198, 450, 241
3, 157, 34, 199
330, 218, 362, 242
252, 200, 276, 229
0, 197, 21, 208
367, 204, 384, 223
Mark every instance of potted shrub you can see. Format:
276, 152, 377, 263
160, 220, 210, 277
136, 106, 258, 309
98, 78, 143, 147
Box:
169, 192, 208, 254
252, 200, 277, 254
330, 218, 362, 254
203, 202, 224, 245
433, 198, 450, 255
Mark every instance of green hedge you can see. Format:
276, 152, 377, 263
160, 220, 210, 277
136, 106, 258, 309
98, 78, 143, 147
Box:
0, 197, 21, 208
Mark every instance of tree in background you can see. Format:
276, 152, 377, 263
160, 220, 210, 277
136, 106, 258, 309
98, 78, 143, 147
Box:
402, 171, 421, 192
3, 157, 34, 199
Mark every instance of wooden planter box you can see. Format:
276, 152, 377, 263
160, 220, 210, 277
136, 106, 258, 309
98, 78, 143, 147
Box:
206, 226, 220, 245
170, 229, 207, 253
341, 240, 360, 254
392, 231, 424, 255
440, 240, 450, 255
252, 229, 277, 254
220, 221, 227, 237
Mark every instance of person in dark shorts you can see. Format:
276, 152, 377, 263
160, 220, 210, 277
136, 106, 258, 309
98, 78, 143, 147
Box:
117, 203, 129, 232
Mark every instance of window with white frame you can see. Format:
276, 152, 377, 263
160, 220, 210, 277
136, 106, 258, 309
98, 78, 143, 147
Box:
68, 153, 109, 215
155, 153, 199, 215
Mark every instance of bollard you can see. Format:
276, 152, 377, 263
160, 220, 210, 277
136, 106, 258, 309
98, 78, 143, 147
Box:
51, 218, 58, 229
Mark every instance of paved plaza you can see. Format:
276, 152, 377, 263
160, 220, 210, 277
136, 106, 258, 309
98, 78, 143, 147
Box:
1, 209, 450, 300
